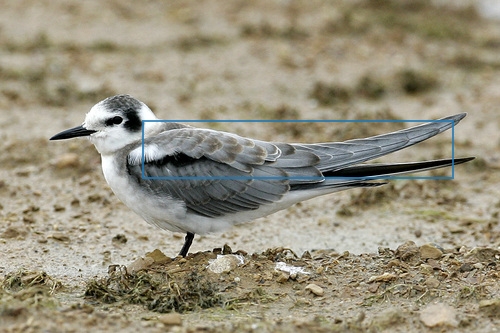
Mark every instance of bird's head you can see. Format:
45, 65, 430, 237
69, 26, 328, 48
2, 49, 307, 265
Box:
50, 94, 158, 155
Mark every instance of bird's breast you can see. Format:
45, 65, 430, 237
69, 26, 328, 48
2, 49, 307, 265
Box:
100, 154, 189, 232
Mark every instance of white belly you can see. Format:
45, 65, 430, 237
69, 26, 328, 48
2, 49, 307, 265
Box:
98, 154, 339, 236
100, 154, 190, 233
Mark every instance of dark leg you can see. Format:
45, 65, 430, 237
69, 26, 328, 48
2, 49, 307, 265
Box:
178, 232, 195, 257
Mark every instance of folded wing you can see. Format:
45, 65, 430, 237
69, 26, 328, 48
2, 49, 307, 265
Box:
127, 128, 323, 217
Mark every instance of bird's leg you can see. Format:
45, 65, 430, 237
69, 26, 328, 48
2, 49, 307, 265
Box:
178, 232, 195, 257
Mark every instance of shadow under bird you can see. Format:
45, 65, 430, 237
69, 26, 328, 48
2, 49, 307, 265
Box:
50, 94, 474, 257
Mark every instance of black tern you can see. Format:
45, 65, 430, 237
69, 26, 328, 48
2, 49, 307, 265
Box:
50, 94, 474, 257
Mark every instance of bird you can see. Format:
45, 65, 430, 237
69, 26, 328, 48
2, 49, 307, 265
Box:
50, 94, 474, 257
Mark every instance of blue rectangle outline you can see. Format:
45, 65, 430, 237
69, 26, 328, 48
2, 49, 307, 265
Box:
141, 119, 456, 181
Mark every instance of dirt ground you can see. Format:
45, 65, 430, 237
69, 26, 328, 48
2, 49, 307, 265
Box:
1, 0, 500, 332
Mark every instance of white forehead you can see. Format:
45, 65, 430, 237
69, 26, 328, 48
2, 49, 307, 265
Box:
83, 101, 116, 128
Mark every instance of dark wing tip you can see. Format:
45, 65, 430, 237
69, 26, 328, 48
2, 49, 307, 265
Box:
441, 113, 467, 124
455, 156, 475, 164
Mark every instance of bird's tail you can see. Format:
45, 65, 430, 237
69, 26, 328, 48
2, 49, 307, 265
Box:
324, 157, 474, 179
296, 113, 468, 172
290, 157, 474, 191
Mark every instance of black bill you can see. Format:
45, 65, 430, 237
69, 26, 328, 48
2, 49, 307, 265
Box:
50, 125, 97, 140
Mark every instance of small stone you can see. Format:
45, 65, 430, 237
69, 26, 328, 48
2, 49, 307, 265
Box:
16, 168, 33, 177
55, 153, 80, 169
448, 225, 465, 233
420, 264, 434, 274
50, 232, 70, 242
420, 243, 443, 259
275, 262, 310, 275
276, 272, 289, 283
78, 176, 92, 185
368, 282, 380, 293
127, 256, 154, 273
395, 241, 420, 264
479, 299, 500, 317
207, 254, 244, 274
1, 227, 27, 239
53, 204, 66, 212
371, 308, 405, 329
425, 277, 440, 288
22, 215, 35, 223
222, 244, 233, 255
158, 313, 182, 326
420, 303, 458, 328
37, 237, 48, 244
368, 272, 397, 283
305, 283, 324, 296
459, 263, 474, 272
112, 234, 128, 244
146, 249, 170, 264
426, 259, 441, 270
301, 251, 312, 259
473, 262, 484, 270
465, 247, 499, 262
87, 194, 102, 202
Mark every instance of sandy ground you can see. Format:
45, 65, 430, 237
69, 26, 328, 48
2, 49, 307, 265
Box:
1, 0, 500, 332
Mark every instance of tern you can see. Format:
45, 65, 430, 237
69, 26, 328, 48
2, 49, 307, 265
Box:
50, 94, 474, 257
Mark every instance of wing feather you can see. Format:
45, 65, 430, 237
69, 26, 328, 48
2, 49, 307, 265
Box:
127, 128, 322, 218
296, 114, 463, 172
126, 114, 468, 218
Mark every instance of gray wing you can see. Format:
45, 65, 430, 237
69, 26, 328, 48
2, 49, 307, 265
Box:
127, 128, 323, 218
293, 113, 466, 172
127, 113, 468, 217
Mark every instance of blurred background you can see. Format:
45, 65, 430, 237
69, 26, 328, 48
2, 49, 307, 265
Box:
0, 0, 499, 279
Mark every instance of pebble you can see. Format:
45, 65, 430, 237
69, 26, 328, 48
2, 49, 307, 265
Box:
420, 264, 433, 275
0, 227, 27, 239
426, 259, 441, 270
368, 272, 397, 283
425, 277, 440, 288
276, 272, 289, 283
53, 204, 66, 212
459, 263, 474, 272
207, 254, 244, 274
158, 313, 182, 326
50, 232, 70, 242
465, 247, 499, 262
127, 256, 154, 273
275, 262, 310, 275
420, 303, 458, 327
473, 262, 484, 270
368, 282, 380, 293
112, 234, 128, 244
305, 283, 324, 296
420, 243, 443, 259
371, 308, 405, 329
478, 299, 500, 317
55, 153, 80, 169
395, 241, 420, 264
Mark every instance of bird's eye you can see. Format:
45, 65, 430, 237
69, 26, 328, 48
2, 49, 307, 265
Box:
106, 116, 123, 126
